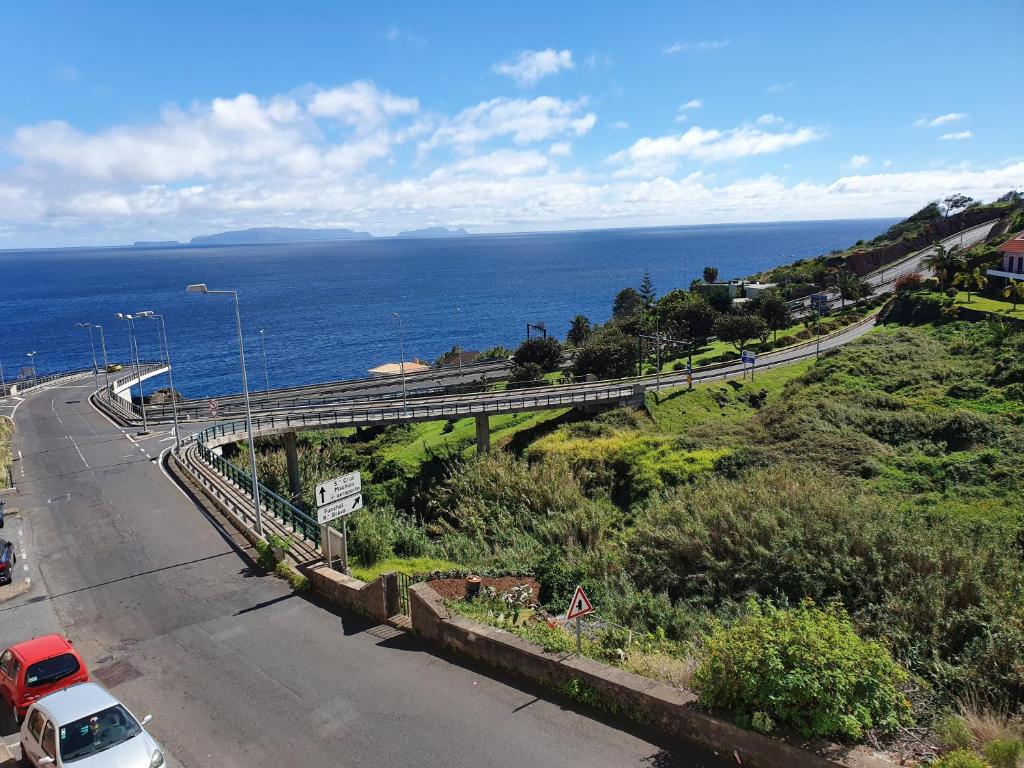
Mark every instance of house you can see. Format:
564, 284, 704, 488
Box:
987, 230, 1024, 281
368, 360, 431, 377
438, 350, 481, 368
742, 282, 778, 300
692, 281, 778, 299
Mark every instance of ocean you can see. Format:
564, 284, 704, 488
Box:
0, 218, 897, 397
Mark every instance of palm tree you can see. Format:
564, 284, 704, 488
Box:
835, 269, 868, 309
567, 314, 592, 346
1002, 279, 1024, 310
922, 243, 965, 290
953, 267, 987, 303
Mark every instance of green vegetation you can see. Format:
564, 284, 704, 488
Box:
350, 555, 464, 582
952, 292, 1024, 320
933, 751, 990, 768
0, 417, 11, 488
693, 601, 911, 740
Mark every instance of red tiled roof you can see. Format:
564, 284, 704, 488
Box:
999, 232, 1024, 253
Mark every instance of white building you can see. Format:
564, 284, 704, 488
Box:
987, 230, 1024, 281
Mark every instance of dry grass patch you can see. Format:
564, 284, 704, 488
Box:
958, 694, 1024, 746
622, 651, 698, 690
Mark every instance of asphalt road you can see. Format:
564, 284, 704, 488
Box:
0, 380, 729, 768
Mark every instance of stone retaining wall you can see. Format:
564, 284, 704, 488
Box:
307, 564, 390, 622
409, 583, 893, 768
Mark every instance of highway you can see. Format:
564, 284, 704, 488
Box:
0, 379, 728, 768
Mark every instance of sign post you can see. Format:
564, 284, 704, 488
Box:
565, 585, 594, 653
316, 472, 363, 573
740, 349, 756, 380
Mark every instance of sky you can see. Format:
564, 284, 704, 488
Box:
1, 0, 1022, 248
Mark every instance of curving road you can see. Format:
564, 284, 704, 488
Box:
0, 378, 727, 768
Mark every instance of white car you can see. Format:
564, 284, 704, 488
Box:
19, 682, 164, 767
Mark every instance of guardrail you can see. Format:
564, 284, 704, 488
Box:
1, 367, 96, 397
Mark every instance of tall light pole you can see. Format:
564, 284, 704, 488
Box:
187, 284, 263, 537
0, 354, 6, 397
93, 324, 111, 393
26, 352, 37, 382
392, 312, 408, 413
115, 313, 149, 434
136, 312, 181, 453
76, 322, 100, 392
258, 329, 270, 395
454, 307, 463, 375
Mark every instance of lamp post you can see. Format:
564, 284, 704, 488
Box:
187, 283, 263, 537
116, 313, 149, 434
93, 324, 111, 393
258, 329, 270, 395
392, 312, 408, 413
136, 312, 181, 453
454, 307, 463, 375
0, 354, 6, 397
26, 352, 37, 382
76, 322, 100, 392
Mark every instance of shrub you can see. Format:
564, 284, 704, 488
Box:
513, 336, 563, 372
348, 507, 397, 565
937, 713, 977, 751
694, 600, 911, 740
509, 362, 543, 385
983, 739, 1024, 768
933, 750, 990, 768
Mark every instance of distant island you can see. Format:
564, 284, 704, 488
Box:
133, 240, 179, 246
190, 227, 373, 245
188, 225, 470, 245
396, 226, 469, 238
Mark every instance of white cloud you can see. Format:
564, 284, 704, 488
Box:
883, 159, 893, 168
756, 113, 784, 126
493, 49, 574, 87
915, 112, 967, 127
308, 81, 419, 128
680, 99, 703, 111
845, 154, 870, 169
766, 81, 794, 93
549, 142, 572, 157
608, 123, 823, 177
613, 120, 630, 130
939, 130, 973, 141
446, 149, 552, 177
663, 40, 729, 54
420, 96, 596, 153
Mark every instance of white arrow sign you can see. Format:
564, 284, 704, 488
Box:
316, 472, 361, 509
316, 492, 364, 525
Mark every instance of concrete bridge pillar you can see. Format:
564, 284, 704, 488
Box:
283, 431, 302, 504
475, 414, 490, 455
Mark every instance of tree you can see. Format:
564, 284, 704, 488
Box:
923, 243, 965, 290
508, 362, 544, 387
952, 267, 987, 303
943, 193, 975, 219
714, 312, 767, 354
566, 314, 592, 347
612, 287, 644, 320
835, 270, 870, 309
639, 272, 656, 309
434, 345, 463, 367
1002, 279, 1024, 310
658, 290, 716, 347
571, 325, 639, 380
513, 336, 562, 372
752, 291, 793, 342
703, 266, 720, 283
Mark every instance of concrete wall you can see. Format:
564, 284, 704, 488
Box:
409, 584, 892, 768
307, 564, 389, 622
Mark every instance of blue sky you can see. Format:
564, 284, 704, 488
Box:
1, 0, 1022, 247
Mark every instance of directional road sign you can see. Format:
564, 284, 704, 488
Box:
566, 585, 594, 621
741, 350, 756, 365
316, 492, 364, 525
316, 472, 361, 509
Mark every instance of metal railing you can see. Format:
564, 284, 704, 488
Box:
2, 367, 95, 397
192, 438, 321, 546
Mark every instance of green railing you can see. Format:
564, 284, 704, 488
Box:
194, 434, 320, 546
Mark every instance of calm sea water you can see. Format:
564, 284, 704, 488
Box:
0, 219, 896, 397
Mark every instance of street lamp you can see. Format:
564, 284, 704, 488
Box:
26, 352, 37, 381
135, 311, 181, 453
115, 313, 150, 434
392, 312, 408, 412
187, 283, 263, 537
93, 325, 111, 393
258, 329, 270, 395
75, 322, 100, 392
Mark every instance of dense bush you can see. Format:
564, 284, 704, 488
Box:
983, 739, 1024, 768
694, 601, 911, 740
884, 290, 953, 324
933, 750, 990, 768
514, 337, 563, 372
571, 324, 639, 380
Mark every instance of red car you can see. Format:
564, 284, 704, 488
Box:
0, 635, 89, 722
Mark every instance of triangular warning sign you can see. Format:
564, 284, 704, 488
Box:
565, 585, 594, 621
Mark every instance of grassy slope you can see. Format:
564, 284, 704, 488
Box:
0, 418, 10, 488
953, 291, 1024, 319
